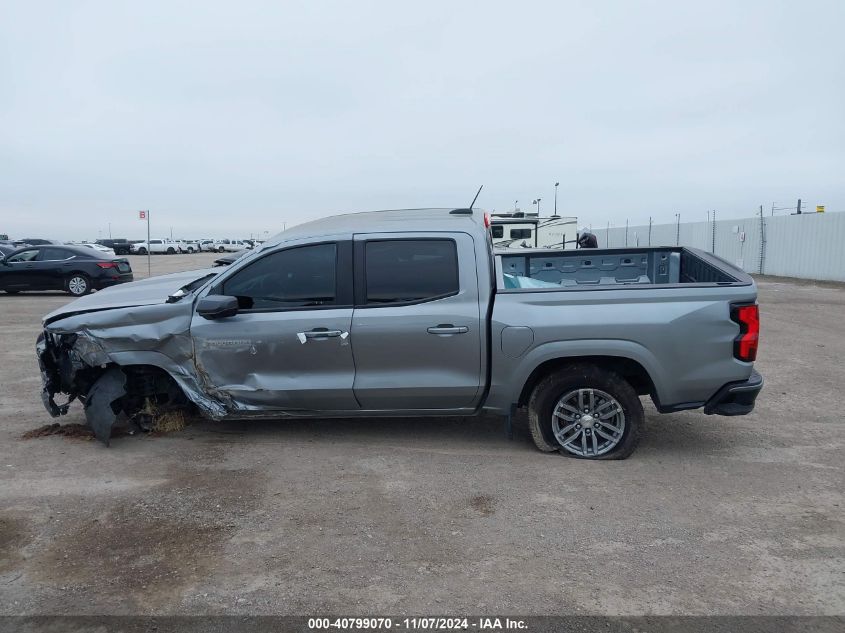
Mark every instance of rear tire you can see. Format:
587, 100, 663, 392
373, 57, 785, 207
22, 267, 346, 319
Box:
167, 247, 176, 254
218, 246, 225, 253
66, 273, 91, 297
528, 364, 643, 460
137, 247, 147, 255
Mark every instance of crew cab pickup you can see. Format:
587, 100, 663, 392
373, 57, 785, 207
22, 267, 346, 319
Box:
130, 239, 186, 255
36, 208, 762, 459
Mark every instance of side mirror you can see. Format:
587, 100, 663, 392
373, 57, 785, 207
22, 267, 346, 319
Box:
197, 295, 239, 320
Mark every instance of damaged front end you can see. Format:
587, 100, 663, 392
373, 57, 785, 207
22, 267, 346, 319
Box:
37, 329, 197, 446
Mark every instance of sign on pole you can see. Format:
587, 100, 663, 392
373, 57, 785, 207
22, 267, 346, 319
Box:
138, 210, 151, 277
816, 205, 825, 213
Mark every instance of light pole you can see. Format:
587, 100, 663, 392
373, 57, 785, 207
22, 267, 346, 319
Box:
533, 198, 541, 215
675, 213, 681, 246
554, 182, 559, 216
514, 200, 518, 213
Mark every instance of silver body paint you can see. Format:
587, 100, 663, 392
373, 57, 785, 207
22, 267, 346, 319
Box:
38, 208, 760, 428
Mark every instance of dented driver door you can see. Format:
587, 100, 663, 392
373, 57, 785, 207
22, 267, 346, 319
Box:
189, 241, 359, 412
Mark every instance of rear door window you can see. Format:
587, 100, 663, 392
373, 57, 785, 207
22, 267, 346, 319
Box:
364, 239, 458, 305
39, 248, 72, 261
510, 228, 532, 239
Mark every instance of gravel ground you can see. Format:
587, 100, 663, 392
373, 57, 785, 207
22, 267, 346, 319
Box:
0, 254, 842, 615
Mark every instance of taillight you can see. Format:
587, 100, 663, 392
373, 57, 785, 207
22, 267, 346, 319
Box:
483, 212, 491, 228
96, 262, 117, 269
731, 304, 759, 362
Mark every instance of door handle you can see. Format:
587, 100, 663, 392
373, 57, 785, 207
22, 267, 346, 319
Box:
296, 328, 347, 344
427, 324, 469, 335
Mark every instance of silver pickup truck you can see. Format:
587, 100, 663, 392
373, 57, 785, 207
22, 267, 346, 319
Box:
37, 208, 762, 459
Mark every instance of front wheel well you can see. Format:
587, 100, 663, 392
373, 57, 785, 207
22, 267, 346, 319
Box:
517, 355, 656, 407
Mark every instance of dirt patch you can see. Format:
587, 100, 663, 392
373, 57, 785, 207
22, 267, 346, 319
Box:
27, 465, 266, 610
0, 515, 32, 574
469, 495, 496, 517
21, 423, 96, 440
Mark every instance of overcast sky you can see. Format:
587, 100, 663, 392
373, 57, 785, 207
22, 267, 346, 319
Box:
1, 0, 843, 239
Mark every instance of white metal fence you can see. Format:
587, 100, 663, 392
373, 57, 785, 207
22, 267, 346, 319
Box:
590, 212, 845, 282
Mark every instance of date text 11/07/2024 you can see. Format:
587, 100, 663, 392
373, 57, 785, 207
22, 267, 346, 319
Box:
307, 618, 528, 630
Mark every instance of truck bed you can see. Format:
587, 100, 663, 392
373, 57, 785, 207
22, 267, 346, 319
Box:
497, 246, 747, 289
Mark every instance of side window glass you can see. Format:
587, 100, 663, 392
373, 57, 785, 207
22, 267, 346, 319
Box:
364, 239, 458, 304
8, 249, 39, 263
222, 243, 337, 310
510, 229, 532, 239
491, 226, 504, 238
40, 248, 71, 261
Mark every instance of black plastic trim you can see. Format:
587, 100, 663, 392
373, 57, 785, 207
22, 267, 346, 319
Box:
703, 370, 764, 416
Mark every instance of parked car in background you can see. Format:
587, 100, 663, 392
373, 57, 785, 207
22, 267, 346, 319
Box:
0, 244, 16, 258
18, 239, 64, 246
130, 239, 186, 255
179, 240, 201, 253
198, 239, 216, 252
213, 239, 252, 253
213, 250, 250, 266
0, 244, 133, 296
96, 239, 131, 255
79, 242, 116, 257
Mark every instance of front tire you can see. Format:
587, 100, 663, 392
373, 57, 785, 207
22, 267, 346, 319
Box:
218, 246, 225, 253
167, 247, 176, 255
137, 247, 147, 255
66, 273, 91, 297
528, 364, 643, 460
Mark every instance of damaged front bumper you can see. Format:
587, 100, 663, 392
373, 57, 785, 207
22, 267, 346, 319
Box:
37, 330, 127, 445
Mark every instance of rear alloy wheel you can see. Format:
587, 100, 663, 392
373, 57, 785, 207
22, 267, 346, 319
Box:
66, 274, 91, 297
528, 364, 643, 460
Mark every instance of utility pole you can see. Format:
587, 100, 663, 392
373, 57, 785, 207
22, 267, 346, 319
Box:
108, 222, 112, 239
554, 182, 559, 216
758, 205, 766, 274
606, 221, 610, 247
648, 217, 652, 246
532, 198, 541, 215
514, 200, 518, 212
797, 198, 802, 214
625, 219, 629, 247
675, 213, 681, 246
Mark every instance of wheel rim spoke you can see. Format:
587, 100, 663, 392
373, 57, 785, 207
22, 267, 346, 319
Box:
554, 423, 577, 443
594, 427, 616, 442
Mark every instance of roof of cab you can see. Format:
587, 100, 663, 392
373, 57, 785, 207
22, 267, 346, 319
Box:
265, 208, 485, 245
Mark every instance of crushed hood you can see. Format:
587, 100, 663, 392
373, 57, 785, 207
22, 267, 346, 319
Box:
43, 268, 220, 325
